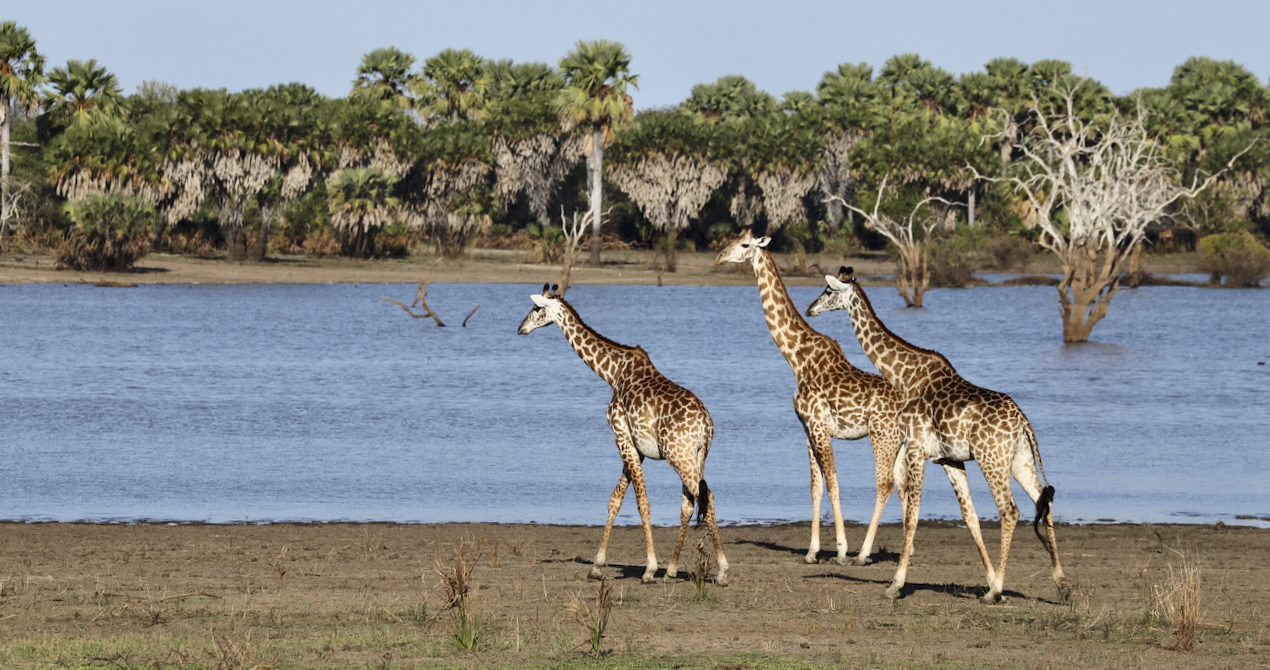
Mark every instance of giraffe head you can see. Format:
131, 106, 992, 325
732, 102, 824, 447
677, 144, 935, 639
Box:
713, 229, 771, 267
517, 283, 563, 335
805, 266, 856, 317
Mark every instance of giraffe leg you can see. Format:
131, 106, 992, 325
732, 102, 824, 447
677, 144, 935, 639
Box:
942, 462, 998, 600
979, 456, 1020, 604
855, 419, 900, 566
627, 459, 658, 584
804, 438, 825, 564
886, 441, 924, 600
1012, 446, 1069, 601
806, 423, 848, 566
703, 486, 729, 586
664, 484, 694, 583
591, 466, 631, 581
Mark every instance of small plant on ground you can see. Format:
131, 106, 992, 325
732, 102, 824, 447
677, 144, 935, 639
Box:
1151, 546, 1203, 652
568, 576, 612, 658
437, 541, 483, 652
689, 538, 713, 601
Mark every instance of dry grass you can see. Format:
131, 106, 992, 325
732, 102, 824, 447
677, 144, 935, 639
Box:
436, 541, 483, 652
567, 577, 613, 658
1151, 547, 1204, 652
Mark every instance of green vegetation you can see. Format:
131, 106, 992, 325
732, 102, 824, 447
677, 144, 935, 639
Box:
3, 21, 1269, 333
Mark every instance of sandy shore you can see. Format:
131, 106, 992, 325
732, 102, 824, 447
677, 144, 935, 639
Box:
1, 520, 1266, 668
0, 248, 1207, 287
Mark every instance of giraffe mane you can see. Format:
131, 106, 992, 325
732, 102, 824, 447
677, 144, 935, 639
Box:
853, 280, 955, 372
558, 299, 639, 353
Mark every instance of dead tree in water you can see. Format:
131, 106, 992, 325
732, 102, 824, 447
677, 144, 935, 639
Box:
380, 259, 479, 327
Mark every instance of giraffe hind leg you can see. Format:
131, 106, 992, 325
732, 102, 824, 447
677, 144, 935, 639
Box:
1012, 448, 1069, 601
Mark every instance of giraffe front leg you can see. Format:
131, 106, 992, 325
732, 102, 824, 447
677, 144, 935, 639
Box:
591, 466, 632, 581
804, 438, 824, 564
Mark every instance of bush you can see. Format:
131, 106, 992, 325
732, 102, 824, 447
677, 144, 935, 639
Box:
1198, 231, 1270, 287
983, 234, 1031, 271
928, 232, 977, 287
55, 193, 159, 271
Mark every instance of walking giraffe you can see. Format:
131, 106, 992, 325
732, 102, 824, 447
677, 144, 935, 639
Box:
518, 284, 729, 585
715, 231, 902, 566
807, 267, 1070, 603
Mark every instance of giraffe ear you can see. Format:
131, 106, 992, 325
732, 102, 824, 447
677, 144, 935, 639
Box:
530, 294, 550, 307
755, 236, 771, 248
825, 275, 849, 291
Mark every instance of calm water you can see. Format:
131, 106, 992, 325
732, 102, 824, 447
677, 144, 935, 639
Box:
1, 281, 1267, 528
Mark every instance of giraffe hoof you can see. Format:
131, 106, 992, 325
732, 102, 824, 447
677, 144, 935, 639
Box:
640, 575, 656, 585
715, 575, 729, 587
979, 592, 1003, 605
883, 586, 902, 600
587, 567, 605, 581
803, 554, 818, 565
851, 555, 874, 567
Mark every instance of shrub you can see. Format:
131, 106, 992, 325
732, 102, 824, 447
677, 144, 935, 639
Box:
1198, 231, 1270, 287
55, 193, 159, 271
928, 233, 977, 287
983, 234, 1031, 271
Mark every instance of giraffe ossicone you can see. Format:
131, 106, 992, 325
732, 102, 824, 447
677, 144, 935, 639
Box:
517, 284, 729, 586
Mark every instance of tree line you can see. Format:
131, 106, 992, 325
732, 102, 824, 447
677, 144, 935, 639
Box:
2, 21, 1269, 340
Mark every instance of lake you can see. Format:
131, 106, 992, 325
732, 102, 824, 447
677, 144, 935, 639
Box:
1, 280, 1267, 528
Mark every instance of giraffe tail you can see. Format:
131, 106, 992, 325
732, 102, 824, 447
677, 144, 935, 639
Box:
1024, 422, 1055, 550
693, 479, 711, 528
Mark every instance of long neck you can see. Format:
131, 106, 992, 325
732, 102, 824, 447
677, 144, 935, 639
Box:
554, 302, 641, 387
846, 282, 954, 393
752, 250, 843, 375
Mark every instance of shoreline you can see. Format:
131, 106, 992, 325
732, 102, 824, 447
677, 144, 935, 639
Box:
0, 248, 1209, 286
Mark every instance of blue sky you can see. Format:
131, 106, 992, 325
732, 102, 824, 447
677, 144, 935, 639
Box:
11, 0, 1270, 109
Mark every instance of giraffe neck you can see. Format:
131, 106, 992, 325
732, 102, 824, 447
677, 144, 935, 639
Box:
845, 282, 954, 393
554, 301, 642, 387
752, 250, 843, 377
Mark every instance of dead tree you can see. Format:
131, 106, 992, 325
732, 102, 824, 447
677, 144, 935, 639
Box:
978, 83, 1253, 341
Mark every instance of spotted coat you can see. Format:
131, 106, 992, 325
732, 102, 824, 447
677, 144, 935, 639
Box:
518, 288, 729, 585
808, 270, 1070, 603
715, 231, 903, 567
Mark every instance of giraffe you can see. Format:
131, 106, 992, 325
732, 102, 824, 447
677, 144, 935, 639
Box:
715, 231, 902, 566
806, 267, 1069, 603
517, 284, 729, 585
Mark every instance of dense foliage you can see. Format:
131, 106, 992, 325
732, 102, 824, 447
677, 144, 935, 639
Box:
2, 23, 1268, 274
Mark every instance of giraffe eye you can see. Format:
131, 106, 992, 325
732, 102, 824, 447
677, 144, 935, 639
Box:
741, 243, 750, 248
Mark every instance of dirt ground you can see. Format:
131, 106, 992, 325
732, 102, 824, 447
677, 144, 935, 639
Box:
1, 521, 1266, 669
0, 247, 1207, 287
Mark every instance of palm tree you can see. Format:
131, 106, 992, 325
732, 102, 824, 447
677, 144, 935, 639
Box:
350, 47, 417, 111
248, 83, 331, 261
680, 75, 776, 123
43, 59, 124, 131
327, 166, 400, 257
0, 21, 46, 237
414, 48, 489, 124
557, 39, 638, 265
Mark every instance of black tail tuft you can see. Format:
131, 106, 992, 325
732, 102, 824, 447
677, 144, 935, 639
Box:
1033, 485, 1055, 549
694, 479, 711, 528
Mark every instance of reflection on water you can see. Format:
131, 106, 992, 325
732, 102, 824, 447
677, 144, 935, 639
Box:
1, 281, 1267, 528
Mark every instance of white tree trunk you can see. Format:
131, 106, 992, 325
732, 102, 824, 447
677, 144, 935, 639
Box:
1, 100, 10, 238
588, 127, 604, 266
